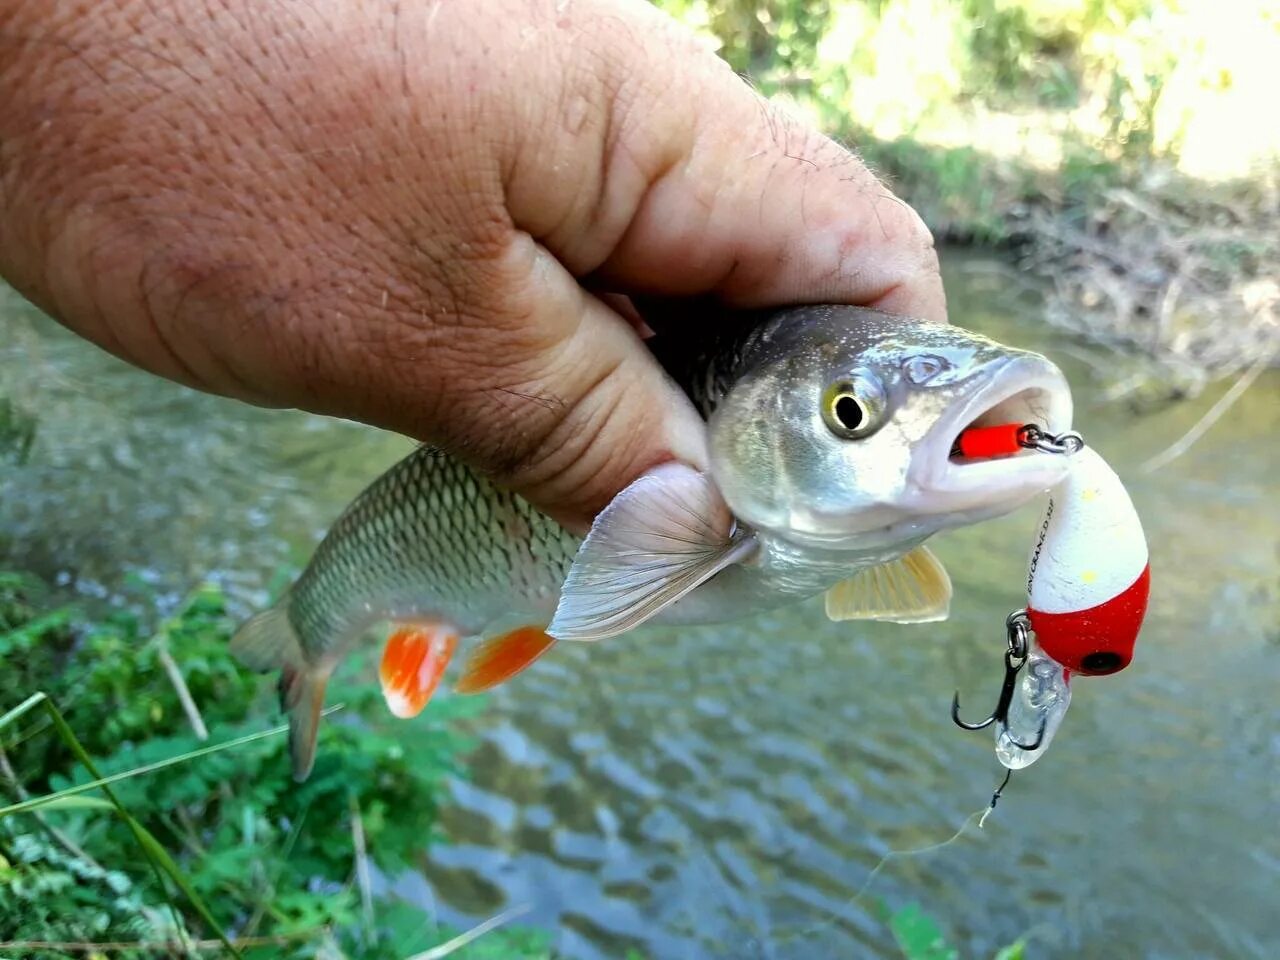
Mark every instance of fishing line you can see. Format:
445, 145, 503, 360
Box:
776, 768, 1015, 946
978, 768, 1013, 829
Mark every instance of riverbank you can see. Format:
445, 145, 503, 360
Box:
858, 132, 1279, 397
653, 0, 1280, 396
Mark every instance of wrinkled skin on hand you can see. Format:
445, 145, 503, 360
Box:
0, 0, 944, 529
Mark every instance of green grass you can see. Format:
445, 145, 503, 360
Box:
0, 398, 35, 466
886, 902, 1028, 960
0, 573, 549, 959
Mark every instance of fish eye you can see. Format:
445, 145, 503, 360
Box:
821, 372, 887, 440
904, 354, 950, 385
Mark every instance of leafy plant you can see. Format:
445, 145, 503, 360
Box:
0, 574, 546, 958
888, 902, 1027, 960
0, 397, 36, 466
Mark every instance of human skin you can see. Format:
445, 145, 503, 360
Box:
0, 0, 944, 531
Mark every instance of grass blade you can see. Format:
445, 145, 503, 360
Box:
0, 693, 247, 958
0, 705, 341, 819
0, 718, 292, 819
405, 905, 531, 960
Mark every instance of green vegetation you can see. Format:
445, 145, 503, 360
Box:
0, 398, 35, 467
0, 573, 549, 959
654, 0, 1280, 175
887, 903, 1026, 960
654, 1, 1280, 387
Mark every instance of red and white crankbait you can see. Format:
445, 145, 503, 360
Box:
1025, 444, 1150, 676
951, 424, 1150, 769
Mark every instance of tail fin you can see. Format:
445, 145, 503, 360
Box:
231, 604, 330, 782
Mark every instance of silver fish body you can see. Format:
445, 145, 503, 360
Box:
647, 305, 1073, 618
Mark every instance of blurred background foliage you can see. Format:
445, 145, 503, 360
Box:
0, 399, 35, 468
654, 0, 1280, 179
654, 0, 1280, 387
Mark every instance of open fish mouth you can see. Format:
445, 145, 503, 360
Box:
919, 355, 1074, 512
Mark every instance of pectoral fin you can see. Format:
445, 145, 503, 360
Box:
824, 545, 952, 624
547, 463, 757, 641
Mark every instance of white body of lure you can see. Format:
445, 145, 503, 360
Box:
1026, 445, 1149, 676
997, 445, 1150, 769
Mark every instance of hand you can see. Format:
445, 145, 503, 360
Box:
0, 0, 943, 530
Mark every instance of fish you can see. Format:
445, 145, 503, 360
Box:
232, 305, 1074, 780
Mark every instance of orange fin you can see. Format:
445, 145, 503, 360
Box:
455, 626, 555, 694
379, 624, 458, 719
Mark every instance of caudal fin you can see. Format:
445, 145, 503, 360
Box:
231, 604, 330, 782
278, 663, 329, 781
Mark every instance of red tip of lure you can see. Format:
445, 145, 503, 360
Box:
1028, 564, 1150, 675
954, 423, 1025, 459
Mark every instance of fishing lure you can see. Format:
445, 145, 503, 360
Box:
951, 424, 1150, 769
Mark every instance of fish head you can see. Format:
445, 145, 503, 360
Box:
706, 306, 1074, 551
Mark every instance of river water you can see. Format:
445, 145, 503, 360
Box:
2, 253, 1277, 959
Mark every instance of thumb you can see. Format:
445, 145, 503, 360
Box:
437, 0, 947, 527
425, 236, 707, 533
505, 0, 947, 325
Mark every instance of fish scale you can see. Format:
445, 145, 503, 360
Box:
251, 319, 769, 676
287, 451, 579, 649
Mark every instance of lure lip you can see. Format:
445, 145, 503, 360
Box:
910, 355, 1074, 515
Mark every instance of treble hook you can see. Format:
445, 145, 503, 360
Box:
951, 611, 1047, 751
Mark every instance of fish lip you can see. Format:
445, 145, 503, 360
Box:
911, 355, 1075, 511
